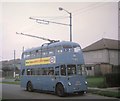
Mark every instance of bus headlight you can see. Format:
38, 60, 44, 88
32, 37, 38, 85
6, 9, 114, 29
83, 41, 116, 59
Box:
85, 81, 87, 85
68, 82, 72, 86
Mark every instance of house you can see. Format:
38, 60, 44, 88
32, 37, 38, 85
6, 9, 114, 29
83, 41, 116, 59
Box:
2, 59, 21, 77
82, 38, 120, 76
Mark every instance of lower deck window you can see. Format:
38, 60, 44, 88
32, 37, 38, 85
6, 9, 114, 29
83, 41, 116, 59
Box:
61, 65, 66, 76
27, 69, 31, 75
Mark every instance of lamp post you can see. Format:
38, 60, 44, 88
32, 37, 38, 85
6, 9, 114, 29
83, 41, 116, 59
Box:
59, 7, 72, 42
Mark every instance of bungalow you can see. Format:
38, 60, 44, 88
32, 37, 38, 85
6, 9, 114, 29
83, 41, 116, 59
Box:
82, 38, 120, 76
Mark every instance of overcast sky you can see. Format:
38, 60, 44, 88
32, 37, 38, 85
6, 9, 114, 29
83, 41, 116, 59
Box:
0, 0, 119, 60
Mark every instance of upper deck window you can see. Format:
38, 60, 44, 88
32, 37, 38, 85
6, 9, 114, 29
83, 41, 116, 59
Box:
57, 49, 63, 53
73, 46, 81, 53
48, 49, 54, 55
56, 46, 63, 53
31, 51, 36, 57
42, 50, 48, 56
23, 52, 30, 58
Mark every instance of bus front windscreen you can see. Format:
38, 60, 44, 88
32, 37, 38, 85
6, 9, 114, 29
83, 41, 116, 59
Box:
67, 65, 76, 76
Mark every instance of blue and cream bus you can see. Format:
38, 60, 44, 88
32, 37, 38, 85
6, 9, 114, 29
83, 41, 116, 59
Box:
20, 41, 87, 96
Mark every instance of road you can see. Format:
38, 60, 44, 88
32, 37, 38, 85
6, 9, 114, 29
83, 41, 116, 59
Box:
1, 83, 118, 99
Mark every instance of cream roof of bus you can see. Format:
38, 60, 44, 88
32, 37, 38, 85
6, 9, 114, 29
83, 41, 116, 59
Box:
24, 41, 80, 53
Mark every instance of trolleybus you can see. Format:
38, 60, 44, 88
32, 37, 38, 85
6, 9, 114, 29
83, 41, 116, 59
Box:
20, 41, 87, 96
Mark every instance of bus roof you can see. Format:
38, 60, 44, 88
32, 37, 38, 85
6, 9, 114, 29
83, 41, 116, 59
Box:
24, 41, 80, 53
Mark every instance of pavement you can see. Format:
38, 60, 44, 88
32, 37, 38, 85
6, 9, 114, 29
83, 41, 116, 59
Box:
88, 87, 120, 93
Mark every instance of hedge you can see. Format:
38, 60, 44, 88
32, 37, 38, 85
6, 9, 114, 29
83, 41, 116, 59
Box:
105, 72, 120, 87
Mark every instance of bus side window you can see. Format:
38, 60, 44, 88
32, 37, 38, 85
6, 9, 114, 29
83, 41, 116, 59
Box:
41, 68, 48, 75
61, 65, 66, 76
31, 69, 35, 75
55, 66, 59, 75
37, 68, 41, 75
48, 67, 54, 75
27, 69, 31, 75
21, 69, 25, 75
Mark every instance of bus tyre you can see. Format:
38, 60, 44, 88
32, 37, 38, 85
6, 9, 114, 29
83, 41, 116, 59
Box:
56, 84, 65, 97
27, 82, 33, 92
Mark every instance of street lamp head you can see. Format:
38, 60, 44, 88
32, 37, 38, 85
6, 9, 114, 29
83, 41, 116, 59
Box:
59, 7, 63, 11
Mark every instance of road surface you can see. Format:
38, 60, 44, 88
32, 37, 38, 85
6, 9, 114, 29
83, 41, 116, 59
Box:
1, 83, 118, 99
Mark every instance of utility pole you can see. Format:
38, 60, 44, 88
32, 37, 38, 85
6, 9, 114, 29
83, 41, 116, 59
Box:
70, 13, 72, 42
13, 50, 16, 78
22, 46, 24, 53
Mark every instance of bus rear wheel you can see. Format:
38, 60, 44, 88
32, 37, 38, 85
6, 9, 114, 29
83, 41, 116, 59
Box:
27, 82, 33, 92
56, 84, 65, 97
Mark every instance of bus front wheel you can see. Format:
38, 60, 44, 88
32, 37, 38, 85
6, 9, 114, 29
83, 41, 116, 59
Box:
56, 84, 65, 97
27, 82, 33, 92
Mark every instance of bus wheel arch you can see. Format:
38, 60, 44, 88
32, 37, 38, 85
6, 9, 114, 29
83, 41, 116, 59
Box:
55, 82, 65, 97
26, 81, 34, 92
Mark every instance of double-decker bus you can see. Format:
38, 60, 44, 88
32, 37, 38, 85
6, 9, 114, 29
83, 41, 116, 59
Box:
20, 41, 87, 96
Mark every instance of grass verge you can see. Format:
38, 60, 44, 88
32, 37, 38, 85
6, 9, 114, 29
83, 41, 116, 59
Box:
0, 81, 20, 85
88, 89, 120, 98
87, 76, 107, 88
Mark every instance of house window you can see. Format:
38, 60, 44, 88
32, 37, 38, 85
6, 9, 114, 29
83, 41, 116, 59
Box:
86, 66, 92, 70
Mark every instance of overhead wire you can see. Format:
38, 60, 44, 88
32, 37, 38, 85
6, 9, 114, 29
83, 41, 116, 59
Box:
72, 2, 101, 14
72, 2, 109, 16
19, 2, 109, 33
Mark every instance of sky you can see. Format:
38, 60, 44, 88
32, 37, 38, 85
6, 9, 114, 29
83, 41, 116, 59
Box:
0, 0, 119, 61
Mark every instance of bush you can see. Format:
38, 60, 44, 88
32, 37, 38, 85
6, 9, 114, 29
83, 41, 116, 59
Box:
105, 73, 120, 87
